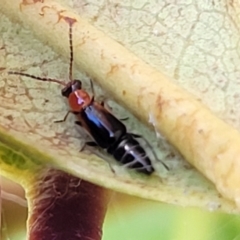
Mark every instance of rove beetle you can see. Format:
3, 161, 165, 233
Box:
9, 17, 168, 175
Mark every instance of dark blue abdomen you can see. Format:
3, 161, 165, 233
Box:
79, 102, 126, 148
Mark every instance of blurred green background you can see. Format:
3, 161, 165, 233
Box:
2, 177, 240, 240
105, 194, 240, 240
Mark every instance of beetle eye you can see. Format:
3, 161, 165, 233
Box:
72, 80, 82, 91
61, 85, 72, 98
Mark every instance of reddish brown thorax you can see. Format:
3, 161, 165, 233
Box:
68, 90, 92, 112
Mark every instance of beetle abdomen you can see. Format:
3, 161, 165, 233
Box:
108, 134, 154, 175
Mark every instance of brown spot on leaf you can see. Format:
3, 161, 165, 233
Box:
6, 115, 13, 121
107, 64, 119, 77
78, 36, 87, 47
156, 94, 165, 117
38, 5, 77, 27
21, 0, 44, 4
20, 0, 44, 11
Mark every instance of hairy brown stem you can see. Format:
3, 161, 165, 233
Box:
26, 168, 111, 240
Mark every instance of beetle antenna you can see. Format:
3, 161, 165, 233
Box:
68, 21, 74, 83
8, 71, 66, 86
89, 79, 95, 96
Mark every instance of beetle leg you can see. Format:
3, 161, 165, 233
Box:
86, 141, 98, 147
79, 143, 85, 152
80, 142, 116, 174
129, 133, 169, 171
120, 117, 129, 121
100, 100, 128, 121
100, 99, 106, 107
54, 111, 71, 123
89, 78, 95, 96
75, 121, 82, 126
129, 133, 142, 138
54, 111, 79, 123
107, 162, 116, 174
79, 141, 98, 152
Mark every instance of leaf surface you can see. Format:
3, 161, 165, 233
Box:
0, 0, 240, 213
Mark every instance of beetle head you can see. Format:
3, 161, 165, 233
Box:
61, 80, 82, 98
